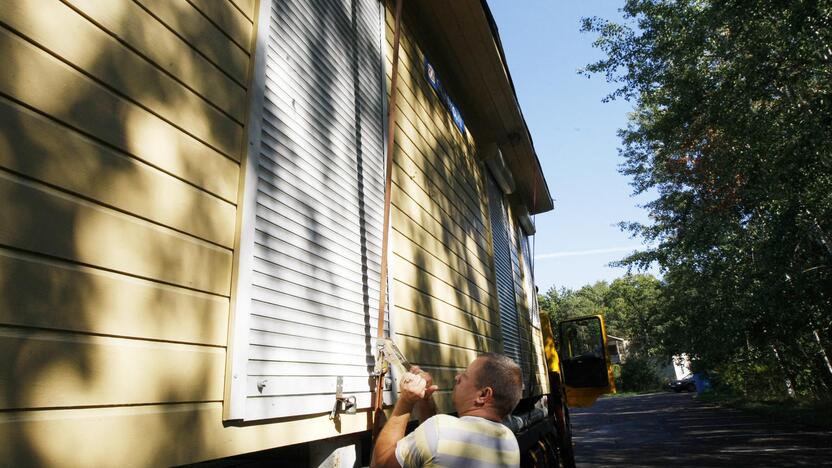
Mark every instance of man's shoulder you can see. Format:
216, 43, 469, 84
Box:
428, 415, 515, 438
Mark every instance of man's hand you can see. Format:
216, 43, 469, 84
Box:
372, 366, 439, 468
399, 366, 438, 404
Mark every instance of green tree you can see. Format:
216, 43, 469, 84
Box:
582, 0, 832, 398
539, 274, 664, 356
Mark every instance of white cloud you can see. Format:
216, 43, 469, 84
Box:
534, 246, 643, 260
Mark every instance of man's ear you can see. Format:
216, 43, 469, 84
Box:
476, 386, 494, 405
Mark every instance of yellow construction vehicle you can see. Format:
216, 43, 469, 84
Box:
515, 313, 615, 468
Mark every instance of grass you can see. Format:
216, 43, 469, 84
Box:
698, 391, 832, 429
601, 388, 665, 398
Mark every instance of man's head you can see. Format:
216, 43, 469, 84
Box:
452, 353, 522, 420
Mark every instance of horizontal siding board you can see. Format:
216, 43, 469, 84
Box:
392, 129, 487, 240
250, 292, 384, 337
392, 154, 489, 260
134, 0, 249, 85
254, 210, 382, 275
65, 0, 247, 121
248, 330, 375, 358
0, 403, 375, 467
258, 95, 383, 190
392, 202, 490, 279
247, 360, 375, 378
263, 34, 383, 138
390, 109, 483, 224
390, 82, 487, 226
393, 308, 498, 352
187, 0, 252, 51
393, 257, 498, 324
397, 334, 482, 369
0, 248, 229, 346
0, 171, 232, 295
393, 237, 496, 307
258, 122, 384, 216
254, 194, 383, 262
0, 97, 236, 248
0, 26, 239, 202
0, 0, 243, 155
249, 314, 378, 346
264, 6, 380, 112
392, 221, 492, 291
290, 0, 379, 45
244, 392, 376, 419
252, 257, 379, 308
253, 233, 381, 288
251, 272, 378, 318
259, 77, 383, 183
255, 174, 383, 250
230, 0, 256, 21
384, 32, 486, 210
248, 344, 373, 367
269, 0, 381, 101
393, 281, 499, 337
253, 245, 381, 297
256, 148, 384, 227
246, 375, 373, 397
0, 328, 224, 410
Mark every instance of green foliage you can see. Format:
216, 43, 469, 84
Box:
539, 274, 672, 391
617, 355, 664, 392
539, 274, 664, 356
580, 0, 832, 399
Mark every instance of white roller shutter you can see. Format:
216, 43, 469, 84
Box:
227, 0, 387, 421
519, 232, 541, 328
486, 171, 522, 368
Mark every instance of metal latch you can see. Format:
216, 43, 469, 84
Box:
330, 376, 357, 420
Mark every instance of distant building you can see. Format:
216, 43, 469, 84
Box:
607, 335, 629, 364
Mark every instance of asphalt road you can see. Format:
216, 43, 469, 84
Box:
569, 392, 832, 467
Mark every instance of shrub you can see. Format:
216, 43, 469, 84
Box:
618, 355, 663, 392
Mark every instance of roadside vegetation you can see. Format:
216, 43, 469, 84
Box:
543, 0, 832, 408
540, 274, 669, 393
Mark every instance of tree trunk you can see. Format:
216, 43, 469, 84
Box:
771, 344, 796, 398
814, 330, 832, 380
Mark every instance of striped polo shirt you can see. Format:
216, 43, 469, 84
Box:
395, 414, 520, 468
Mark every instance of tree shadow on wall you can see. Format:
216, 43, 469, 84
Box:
0, 0, 251, 465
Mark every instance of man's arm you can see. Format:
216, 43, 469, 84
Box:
406, 365, 437, 424
370, 396, 416, 468
371, 369, 438, 468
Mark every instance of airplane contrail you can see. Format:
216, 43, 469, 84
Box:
534, 246, 644, 260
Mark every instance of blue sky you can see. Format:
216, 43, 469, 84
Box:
488, 1, 657, 291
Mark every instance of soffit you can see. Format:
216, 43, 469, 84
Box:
410, 0, 553, 215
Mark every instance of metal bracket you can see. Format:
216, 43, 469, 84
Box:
330, 376, 357, 420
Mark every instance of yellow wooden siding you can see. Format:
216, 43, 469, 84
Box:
0, 403, 372, 467
0, 249, 229, 346
393, 280, 500, 338
387, 10, 502, 413
0, 26, 239, 202
0, 172, 232, 294
0, 0, 243, 158
0, 1, 257, 465
188, 0, 253, 51
0, 328, 225, 410
63, 0, 247, 121
230, 0, 257, 22
385, 5, 551, 404
133, 0, 249, 86
0, 97, 236, 247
